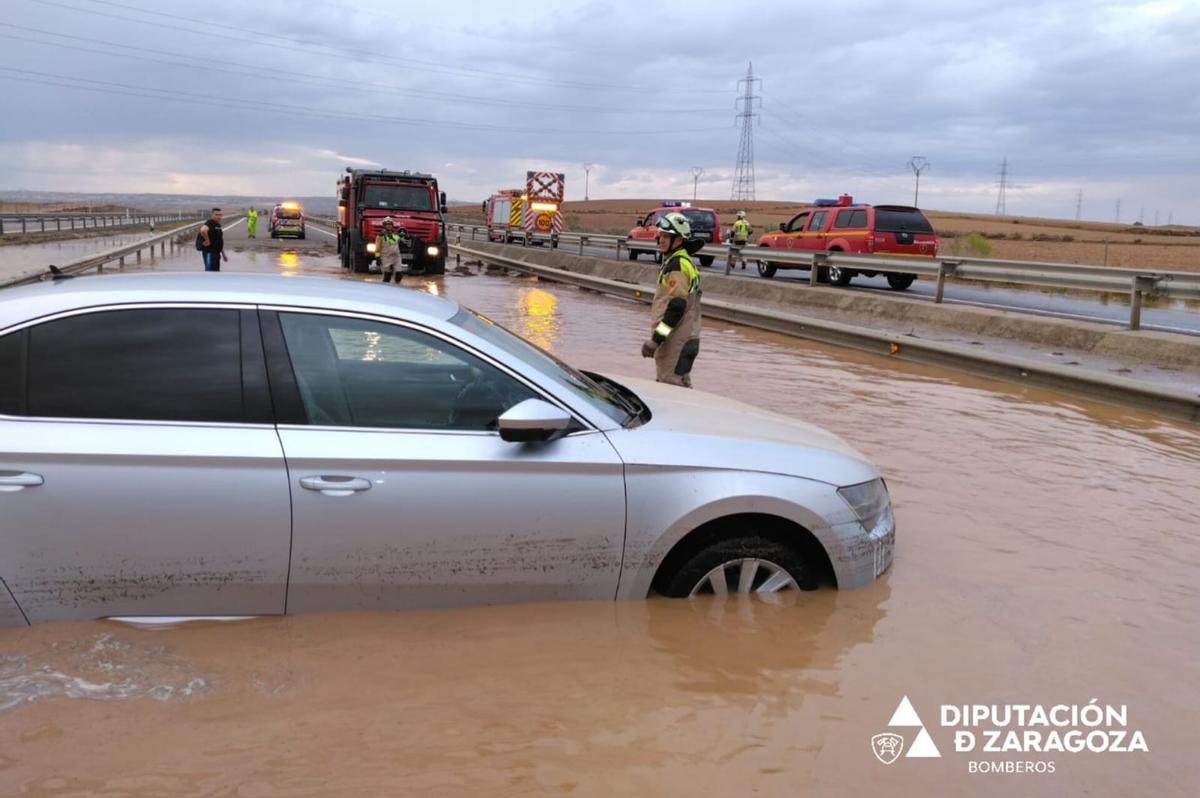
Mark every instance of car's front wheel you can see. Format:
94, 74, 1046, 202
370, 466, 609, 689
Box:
828, 266, 853, 286
657, 535, 816, 597
757, 260, 776, 278
887, 273, 915, 291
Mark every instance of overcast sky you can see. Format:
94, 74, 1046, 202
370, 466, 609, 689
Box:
2, 0, 1198, 222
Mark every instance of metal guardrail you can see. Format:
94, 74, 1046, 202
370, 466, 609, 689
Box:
0, 211, 201, 236
0, 219, 207, 289
448, 241, 1200, 422
446, 223, 1200, 330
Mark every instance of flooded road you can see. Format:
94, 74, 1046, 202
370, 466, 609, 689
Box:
2, 250, 1198, 796
0, 231, 158, 279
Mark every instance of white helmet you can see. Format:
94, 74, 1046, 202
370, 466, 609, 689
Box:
655, 211, 691, 239
736, 210, 747, 219
382, 216, 395, 226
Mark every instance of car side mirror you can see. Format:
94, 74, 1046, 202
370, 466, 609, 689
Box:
439, 191, 447, 214
497, 399, 572, 443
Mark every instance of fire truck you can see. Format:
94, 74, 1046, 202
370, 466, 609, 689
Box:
483, 171, 564, 245
336, 168, 447, 275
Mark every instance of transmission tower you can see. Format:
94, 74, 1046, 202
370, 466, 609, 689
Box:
907, 156, 929, 206
1075, 189, 1083, 221
731, 62, 761, 202
582, 163, 595, 201
1115, 198, 1121, 223
689, 166, 704, 201
994, 157, 1008, 216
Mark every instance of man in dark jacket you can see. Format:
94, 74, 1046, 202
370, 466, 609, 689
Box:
198, 208, 227, 272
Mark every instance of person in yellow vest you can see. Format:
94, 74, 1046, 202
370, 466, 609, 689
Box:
731, 210, 752, 270
375, 217, 407, 284
246, 207, 258, 239
641, 211, 702, 387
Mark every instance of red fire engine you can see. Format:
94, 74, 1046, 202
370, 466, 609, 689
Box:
483, 171, 564, 245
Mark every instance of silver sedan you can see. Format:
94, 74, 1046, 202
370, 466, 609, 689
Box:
0, 273, 894, 625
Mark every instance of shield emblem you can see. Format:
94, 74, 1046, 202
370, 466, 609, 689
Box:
872, 732, 904, 765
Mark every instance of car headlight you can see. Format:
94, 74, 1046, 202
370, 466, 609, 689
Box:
366, 242, 377, 253
837, 478, 891, 533
426, 245, 440, 257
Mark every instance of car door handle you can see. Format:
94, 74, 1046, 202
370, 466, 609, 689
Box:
0, 471, 44, 492
299, 475, 373, 496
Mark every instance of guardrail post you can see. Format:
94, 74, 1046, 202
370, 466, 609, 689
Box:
1128, 275, 1156, 330
810, 252, 827, 286
40, 218, 46, 233
56, 218, 61, 231
935, 260, 960, 303
615, 240, 623, 261
0, 218, 4, 235
578, 236, 586, 256
119, 255, 125, 268
136, 249, 142, 264
21, 218, 27, 234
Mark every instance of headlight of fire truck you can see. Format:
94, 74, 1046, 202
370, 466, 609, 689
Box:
426, 245, 440, 257
366, 242, 377, 253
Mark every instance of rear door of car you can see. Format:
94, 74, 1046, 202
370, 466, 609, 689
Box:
261, 309, 627, 612
0, 306, 291, 623
871, 206, 937, 255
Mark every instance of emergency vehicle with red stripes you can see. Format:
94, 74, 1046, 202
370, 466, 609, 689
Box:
483, 171, 565, 245
754, 194, 938, 290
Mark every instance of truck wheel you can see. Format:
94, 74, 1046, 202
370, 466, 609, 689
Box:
828, 266, 853, 286
349, 231, 369, 273
757, 261, 776, 279
887, 274, 916, 291
627, 249, 638, 261
699, 255, 715, 268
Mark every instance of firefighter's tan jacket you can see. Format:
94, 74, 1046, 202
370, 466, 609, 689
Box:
649, 246, 702, 386
374, 230, 403, 270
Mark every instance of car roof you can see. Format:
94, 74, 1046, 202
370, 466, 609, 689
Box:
0, 272, 460, 331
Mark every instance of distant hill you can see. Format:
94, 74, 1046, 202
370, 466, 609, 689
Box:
0, 190, 481, 216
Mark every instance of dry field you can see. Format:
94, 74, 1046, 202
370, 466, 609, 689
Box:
448, 199, 1200, 273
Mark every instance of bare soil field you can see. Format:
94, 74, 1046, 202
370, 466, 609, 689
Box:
448, 200, 1200, 273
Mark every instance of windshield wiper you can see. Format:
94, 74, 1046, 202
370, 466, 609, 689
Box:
582, 370, 646, 425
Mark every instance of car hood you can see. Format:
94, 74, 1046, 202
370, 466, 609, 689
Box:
601, 376, 879, 487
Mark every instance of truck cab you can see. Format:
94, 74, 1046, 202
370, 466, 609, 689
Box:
337, 168, 448, 275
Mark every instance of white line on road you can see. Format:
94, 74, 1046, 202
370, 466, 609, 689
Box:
306, 223, 338, 239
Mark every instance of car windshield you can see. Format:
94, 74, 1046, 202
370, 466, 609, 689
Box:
362, 184, 434, 211
874, 208, 934, 234
450, 307, 638, 426
681, 209, 715, 230
277, 209, 301, 219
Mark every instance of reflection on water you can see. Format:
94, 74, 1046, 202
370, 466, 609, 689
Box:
277, 251, 298, 276
515, 286, 560, 352
2, 269, 1198, 796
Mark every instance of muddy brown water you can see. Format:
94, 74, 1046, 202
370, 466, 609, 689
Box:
2, 251, 1199, 796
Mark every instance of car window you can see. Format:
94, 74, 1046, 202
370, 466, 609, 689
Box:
0, 328, 28, 415
279, 312, 539, 430
787, 212, 809, 232
808, 211, 829, 231
24, 308, 244, 423
873, 208, 934, 234
834, 209, 868, 228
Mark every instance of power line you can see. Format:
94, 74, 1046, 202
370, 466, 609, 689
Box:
0, 66, 730, 136
0, 24, 726, 115
731, 62, 760, 201
689, 167, 704, 201
33, 0, 724, 95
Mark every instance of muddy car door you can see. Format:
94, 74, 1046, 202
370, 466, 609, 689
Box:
264, 310, 626, 612
0, 307, 291, 624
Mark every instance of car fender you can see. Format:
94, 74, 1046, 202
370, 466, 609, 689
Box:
615, 467, 853, 600
826, 238, 855, 252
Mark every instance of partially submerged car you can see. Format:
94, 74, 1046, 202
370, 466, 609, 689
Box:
0, 273, 894, 625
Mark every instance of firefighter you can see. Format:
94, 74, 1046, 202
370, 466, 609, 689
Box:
246, 207, 258, 239
641, 211, 702, 387
375, 216, 405, 284
731, 210, 752, 269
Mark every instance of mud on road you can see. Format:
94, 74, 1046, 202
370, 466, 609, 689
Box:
1, 251, 1197, 797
